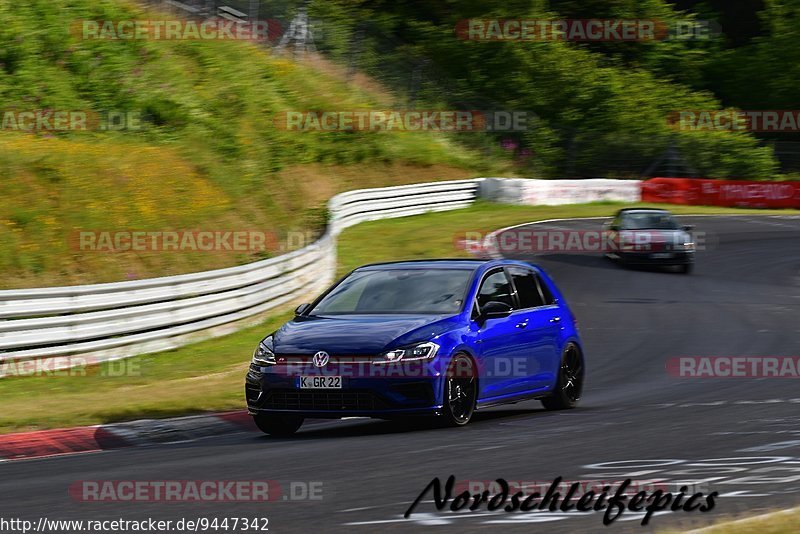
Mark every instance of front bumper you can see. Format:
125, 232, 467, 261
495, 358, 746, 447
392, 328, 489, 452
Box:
617, 250, 694, 266
245, 361, 444, 419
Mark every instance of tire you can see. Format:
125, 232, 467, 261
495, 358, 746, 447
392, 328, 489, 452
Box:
542, 344, 584, 411
252, 413, 304, 436
679, 263, 693, 274
440, 353, 477, 427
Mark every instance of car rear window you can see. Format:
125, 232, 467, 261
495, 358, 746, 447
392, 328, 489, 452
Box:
622, 212, 679, 230
508, 267, 555, 308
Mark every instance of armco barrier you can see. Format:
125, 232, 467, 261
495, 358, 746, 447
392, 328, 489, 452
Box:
0, 179, 478, 376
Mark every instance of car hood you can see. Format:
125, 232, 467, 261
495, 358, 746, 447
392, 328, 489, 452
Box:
272, 314, 462, 355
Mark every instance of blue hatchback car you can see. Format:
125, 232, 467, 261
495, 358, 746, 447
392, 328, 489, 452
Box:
245, 259, 585, 435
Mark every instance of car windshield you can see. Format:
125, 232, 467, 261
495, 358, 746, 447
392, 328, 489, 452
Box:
622, 212, 679, 230
308, 268, 472, 315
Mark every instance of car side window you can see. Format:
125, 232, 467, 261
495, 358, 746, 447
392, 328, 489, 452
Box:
508, 267, 545, 308
536, 275, 556, 305
477, 270, 514, 310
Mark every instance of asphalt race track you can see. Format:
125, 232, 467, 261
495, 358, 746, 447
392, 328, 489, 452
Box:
1, 215, 799, 533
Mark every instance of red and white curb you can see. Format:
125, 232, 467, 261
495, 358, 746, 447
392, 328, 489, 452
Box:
0, 411, 258, 462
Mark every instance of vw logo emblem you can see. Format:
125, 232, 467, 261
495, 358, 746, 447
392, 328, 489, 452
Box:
312, 351, 330, 367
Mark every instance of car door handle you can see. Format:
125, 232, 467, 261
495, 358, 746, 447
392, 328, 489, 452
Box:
515, 320, 528, 328
550, 317, 561, 323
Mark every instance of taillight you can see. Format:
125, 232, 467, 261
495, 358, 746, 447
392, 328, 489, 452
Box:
620, 235, 635, 251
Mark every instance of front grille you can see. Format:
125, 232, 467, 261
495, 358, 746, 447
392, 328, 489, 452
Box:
276, 355, 376, 364
262, 389, 387, 411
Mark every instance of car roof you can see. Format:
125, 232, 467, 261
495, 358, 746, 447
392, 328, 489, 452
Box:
618, 208, 673, 215
356, 259, 492, 271
355, 258, 536, 272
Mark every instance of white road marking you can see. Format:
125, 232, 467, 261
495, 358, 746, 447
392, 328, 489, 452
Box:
739, 441, 800, 452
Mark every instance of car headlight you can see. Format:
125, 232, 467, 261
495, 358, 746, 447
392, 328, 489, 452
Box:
676, 242, 695, 251
252, 336, 277, 366
376, 341, 439, 363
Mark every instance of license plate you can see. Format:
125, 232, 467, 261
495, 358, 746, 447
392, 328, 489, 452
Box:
651, 253, 673, 259
299, 376, 342, 389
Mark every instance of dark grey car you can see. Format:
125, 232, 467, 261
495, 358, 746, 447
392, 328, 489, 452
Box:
603, 208, 696, 274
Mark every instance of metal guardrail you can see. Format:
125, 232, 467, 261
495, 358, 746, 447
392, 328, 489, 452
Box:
0, 179, 480, 373
216, 5, 247, 22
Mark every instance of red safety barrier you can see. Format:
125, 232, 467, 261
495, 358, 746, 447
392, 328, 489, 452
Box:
642, 178, 800, 209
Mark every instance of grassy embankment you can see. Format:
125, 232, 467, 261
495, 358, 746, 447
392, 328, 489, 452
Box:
0, 0, 511, 289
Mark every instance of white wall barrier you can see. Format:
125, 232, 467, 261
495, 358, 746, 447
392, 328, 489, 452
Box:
0, 179, 479, 376
480, 178, 642, 205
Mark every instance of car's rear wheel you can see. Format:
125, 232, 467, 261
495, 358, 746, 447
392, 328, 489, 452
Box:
252, 413, 304, 436
441, 353, 477, 426
542, 344, 584, 410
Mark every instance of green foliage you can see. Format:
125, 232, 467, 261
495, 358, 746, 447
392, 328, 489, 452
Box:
0, 0, 486, 179
308, 0, 779, 179
706, 0, 800, 109
0, 0, 499, 286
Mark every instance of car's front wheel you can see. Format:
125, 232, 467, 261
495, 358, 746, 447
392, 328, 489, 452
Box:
252, 413, 304, 436
542, 343, 584, 410
440, 353, 477, 426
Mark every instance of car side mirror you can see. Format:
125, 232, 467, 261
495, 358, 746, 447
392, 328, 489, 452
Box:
479, 301, 513, 322
295, 303, 310, 316
682, 225, 694, 232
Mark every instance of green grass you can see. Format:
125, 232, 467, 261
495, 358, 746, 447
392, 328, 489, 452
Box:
662, 506, 800, 534
2, 200, 798, 433
0, 0, 511, 289
0, 313, 290, 433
